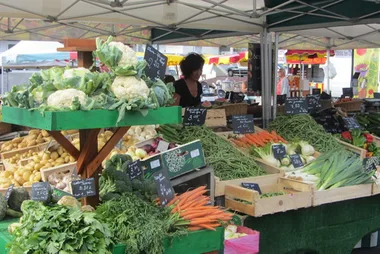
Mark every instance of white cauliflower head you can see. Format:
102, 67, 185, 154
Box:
111, 76, 149, 101
47, 88, 87, 108
63, 67, 90, 79
109, 42, 138, 67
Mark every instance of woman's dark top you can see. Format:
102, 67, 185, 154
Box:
174, 79, 202, 107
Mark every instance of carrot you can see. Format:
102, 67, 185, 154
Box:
198, 224, 217, 231
181, 196, 208, 210
239, 136, 254, 146
189, 219, 218, 226
183, 211, 216, 220
166, 194, 179, 207
244, 135, 259, 146
176, 187, 206, 207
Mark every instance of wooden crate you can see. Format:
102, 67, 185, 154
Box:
336, 139, 367, 159
40, 162, 77, 182
1, 146, 43, 171
224, 174, 313, 217
373, 135, 380, 147
0, 186, 32, 196
312, 183, 372, 206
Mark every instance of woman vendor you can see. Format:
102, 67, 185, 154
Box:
173, 53, 205, 107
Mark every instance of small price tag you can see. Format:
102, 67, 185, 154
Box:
241, 182, 262, 194
153, 169, 175, 206
150, 159, 161, 169
157, 140, 169, 152
343, 117, 361, 130
191, 149, 200, 158
290, 154, 304, 168
127, 160, 143, 181
4, 184, 14, 201
232, 115, 255, 134
31, 182, 51, 201
285, 97, 308, 115
312, 88, 321, 95
272, 144, 286, 160
183, 108, 207, 126
363, 157, 379, 173
70, 178, 96, 199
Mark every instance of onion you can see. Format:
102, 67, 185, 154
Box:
142, 144, 153, 153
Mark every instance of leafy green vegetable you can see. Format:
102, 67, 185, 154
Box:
8, 200, 113, 254
8, 187, 29, 212
96, 193, 186, 254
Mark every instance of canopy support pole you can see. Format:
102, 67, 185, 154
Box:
260, 28, 272, 128
272, 33, 279, 119
326, 38, 331, 94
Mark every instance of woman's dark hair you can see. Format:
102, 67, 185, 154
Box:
180, 53, 205, 79
164, 75, 175, 84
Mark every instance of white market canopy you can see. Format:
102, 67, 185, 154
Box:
0, 0, 380, 49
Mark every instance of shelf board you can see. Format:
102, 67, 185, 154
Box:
2, 106, 182, 131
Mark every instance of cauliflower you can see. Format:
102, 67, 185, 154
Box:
57, 196, 81, 209
111, 76, 150, 101
63, 67, 90, 79
108, 42, 138, 67
47, 89, 87, 108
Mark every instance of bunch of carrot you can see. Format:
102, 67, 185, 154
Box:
230, 130, 287, 148
167, 186, 233, 231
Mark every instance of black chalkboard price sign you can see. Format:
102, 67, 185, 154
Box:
71, 178, 96, 199
307, 94, 321, 112
4, 184, 14, 201
127, 160, 143, 181
183, 108, 207, 126
272, 144, 286, 160
31, 182, 51, 201
290, 154, 304, 168
363, 157, 377, 173
232, 114, 254, 134
285, 97, 308, 115
343, 117, 361, 130
241, 182, 262, 194
153, 169, 175, 207
144, 44, 168, 81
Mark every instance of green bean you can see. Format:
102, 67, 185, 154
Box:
159, 125, 266, 180
269, 114, 342, 153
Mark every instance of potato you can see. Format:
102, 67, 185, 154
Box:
23, 182, 32, 187
33, 155, 40, 163
64, 156, 70, 163
50, 152, 59, 160
42, 153, 50, 161
44, 163, 52, 168
28, 129, 40, 136
57, 147, 64, 156
23, 171, 32, 181
27, 140, 37, 146
36, 138, 45, 144
13, 137, 23, 143
15, 175, 25, 185
34, 163, 42, 171
55, 162, 64, 167
69, 156, 76, 162
41, 130, 50, 137
55, 158, 65, 164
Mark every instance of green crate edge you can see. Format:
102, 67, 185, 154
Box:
0, 219, 224, 254
2, 106, 182, 131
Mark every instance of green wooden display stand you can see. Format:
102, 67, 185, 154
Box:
2, 106, 182, 131
243, 195, 380, 254
0, 219, 224, 254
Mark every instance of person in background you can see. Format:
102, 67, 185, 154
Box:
276, 68, 290, 96
173, 53, 205, 107
164, 75, 175, 84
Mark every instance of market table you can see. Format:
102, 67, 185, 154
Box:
242, 194, 380, 254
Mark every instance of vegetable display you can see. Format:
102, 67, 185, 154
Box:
286, 149, 375, 190
269, 114, 342, 153
8, 199, 112, 254
2, 36, 175, 124
356, 112, 380, 137
159, 125, 266, 180
250, 141, 316, 171
166, 186, 233, 231
0, 129, 50, 152
337, 130, 380, 157
96, 192, 185, 254
229, 130, 287, 148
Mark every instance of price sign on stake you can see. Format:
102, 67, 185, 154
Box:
153, 169, 174, 207
157, 140, 169, 152
232, 114, 254, 134
272, 144, 286, 160
183, 108, 207, 126
241, 182, 262, 194
144, 44, 168, 81
71, 178, 96, 199
290, 154, 304, 168
127, 160, 143, 181
343, 117, 361, 130
31, 182, 51, 201
285, 97, 308, 115
363, 157, 379, 173
307, 94, 321, 112
5, 184, 14, 201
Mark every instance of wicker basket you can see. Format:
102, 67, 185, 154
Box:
334, 99, 363, 112
214, 103, 248, 117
